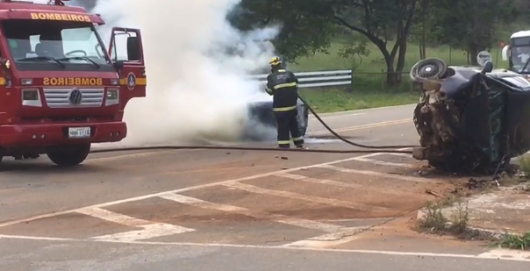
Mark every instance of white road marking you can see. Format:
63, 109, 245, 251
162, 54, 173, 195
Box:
281, 226, 367, 248
1, 234, 529, 262
477, 249, 530, 261
348, 147, 415, 167
159, 193, 344, 233
0, 152, 387, 228
385, 153, 413, 158
351, 156, 413, 167
275, 173, 419, 197
310, 103, 415, 118
222, 182, 389, 212
309, 119, 410, 136
76, 207, 194, 242
309, 112, 366, 120
319, 165, 438, 183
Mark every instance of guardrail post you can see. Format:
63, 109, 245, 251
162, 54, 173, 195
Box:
347, 70, 353, 93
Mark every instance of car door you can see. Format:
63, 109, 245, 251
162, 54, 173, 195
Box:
108, 27, 146, 106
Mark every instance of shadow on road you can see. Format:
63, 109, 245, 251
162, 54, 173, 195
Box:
0, 159, 115, 174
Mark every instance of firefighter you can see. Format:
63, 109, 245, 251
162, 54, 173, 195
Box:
265, 56, 304, 149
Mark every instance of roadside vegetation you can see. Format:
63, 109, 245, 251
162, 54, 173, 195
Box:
231, 0, 530, 112
287, 39, 513, 113
489, 156, 530, 250
299, 87, 418, 113
494, 232, 530, 250
416, 197, 470, 237
290, 41, 481, 112
415, 156, 530, 250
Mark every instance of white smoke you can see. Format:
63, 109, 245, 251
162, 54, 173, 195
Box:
74, 0, 279, 145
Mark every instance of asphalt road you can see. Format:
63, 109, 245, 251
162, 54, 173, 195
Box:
1, 103, 529, 270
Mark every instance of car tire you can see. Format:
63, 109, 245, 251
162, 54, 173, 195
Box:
47, 143, 91, 167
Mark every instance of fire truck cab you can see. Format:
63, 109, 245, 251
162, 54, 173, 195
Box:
501, 30, 530, 75
0, 0, 146, 166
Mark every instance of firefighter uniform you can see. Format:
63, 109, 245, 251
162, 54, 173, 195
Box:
265, 56, 304, 149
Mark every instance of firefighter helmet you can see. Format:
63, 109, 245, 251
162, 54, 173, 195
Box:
269, 56, 282, 67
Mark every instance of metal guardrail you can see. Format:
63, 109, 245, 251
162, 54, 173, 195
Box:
248, 70, 352, 88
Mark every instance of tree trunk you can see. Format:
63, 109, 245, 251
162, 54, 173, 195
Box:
371, 39, 400, 87
419, 0, 427, 59
420, 28, 426, 59
468, 45, 479, 66
386, 60, 399, 87
395, 36, 408, 85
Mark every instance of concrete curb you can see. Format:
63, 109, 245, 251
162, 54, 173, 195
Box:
416, 208, 512, 240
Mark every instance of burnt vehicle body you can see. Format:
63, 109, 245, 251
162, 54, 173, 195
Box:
245, 98, 309, 141
410, 57, 530, 172
244, 61, 309, 141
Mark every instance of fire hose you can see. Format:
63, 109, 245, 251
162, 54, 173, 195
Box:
91, 94, 418, 155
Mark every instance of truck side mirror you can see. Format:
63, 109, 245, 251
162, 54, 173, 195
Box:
127, 36, 140, 61
0, 58, 10, 71
113, 60, 124, 70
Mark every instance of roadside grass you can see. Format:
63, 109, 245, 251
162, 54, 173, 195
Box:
493, 232, 530, 250
416, 157, 530, 249
416, 197, 469, 236
489, 156, 530, 250
287, 40, 506, 112
518, 155, 530, 177
299, 87, 418, 113
288, 40, 506, 73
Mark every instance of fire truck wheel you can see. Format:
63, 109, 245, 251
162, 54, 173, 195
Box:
46, 143, 91, 167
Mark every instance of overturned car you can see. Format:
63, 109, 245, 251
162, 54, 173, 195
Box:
410, 55, 530, 173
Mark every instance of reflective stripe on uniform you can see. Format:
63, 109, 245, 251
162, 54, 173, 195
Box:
273, 105, 297, 112
292, 137, 303, 142
278, 140, 291, 145
274, 82, 297, 89
265, 86, 273, 94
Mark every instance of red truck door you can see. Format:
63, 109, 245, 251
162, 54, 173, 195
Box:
108, 27, 146, 105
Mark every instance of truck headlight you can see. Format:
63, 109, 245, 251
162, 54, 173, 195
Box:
22, 89, 42, 107
105, 88, 119, 106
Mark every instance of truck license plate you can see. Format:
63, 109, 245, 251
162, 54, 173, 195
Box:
68, 127, 91, 138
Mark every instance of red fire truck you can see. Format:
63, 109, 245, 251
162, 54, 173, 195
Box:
0, 0, 146, 166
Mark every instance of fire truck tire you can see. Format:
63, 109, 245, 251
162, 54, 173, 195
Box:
47, 143, 91, 167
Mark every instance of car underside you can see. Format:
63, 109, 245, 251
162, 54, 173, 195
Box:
410, 57, 530, 173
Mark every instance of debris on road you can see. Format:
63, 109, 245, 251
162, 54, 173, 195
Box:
425, 189, 442, 198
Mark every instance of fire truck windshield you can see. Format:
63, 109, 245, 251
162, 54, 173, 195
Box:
1, 19, 114, 72
510, 45, 530, 73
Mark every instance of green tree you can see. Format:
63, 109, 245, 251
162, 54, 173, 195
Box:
228, 0, 337, 62
429, 0, 518, 65
229, 0, 420, 87
409, 0, 438, 59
